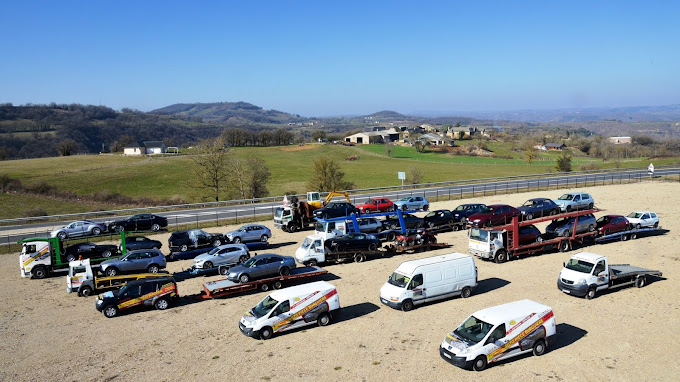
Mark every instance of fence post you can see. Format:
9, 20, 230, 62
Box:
216, 212, 219, 227
196, 215, 199, 229
473, 186, 475, 198
235, 210, 238, 224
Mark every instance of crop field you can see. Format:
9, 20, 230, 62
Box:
0, 144, 677, 218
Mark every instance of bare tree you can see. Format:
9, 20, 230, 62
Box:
190, 138, 230, 201
307, 156, 354, 192
56, 139, 78, 156
408, 166, 424, 185
524, 144, 538, 164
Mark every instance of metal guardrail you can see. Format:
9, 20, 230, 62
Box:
1, 164, 677, 225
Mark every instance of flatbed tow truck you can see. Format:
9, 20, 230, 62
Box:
67, 258, 169, 297
468, 209, 600, 263
195, 266, 329, 298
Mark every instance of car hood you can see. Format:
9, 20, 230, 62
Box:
224, 230, 243, 237
99, 259, 121, 267
193, 253, 214, 262
517, 206, 534, 213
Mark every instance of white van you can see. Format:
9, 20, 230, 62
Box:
379, 253, 477, 311
440, 299, 556, 371
239, 281, 340, 340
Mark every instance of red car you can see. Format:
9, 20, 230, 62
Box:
596, 215, 630, 236
467, 204, 521, 227
356, 198, 394, 213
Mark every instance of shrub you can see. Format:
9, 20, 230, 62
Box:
21, 208, 48, 217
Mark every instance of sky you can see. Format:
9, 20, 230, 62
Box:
1, 1, 679, 117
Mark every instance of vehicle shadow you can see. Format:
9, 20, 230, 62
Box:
263, 241, 298, 250
334, 302, 381, 324
475, 277, 511, 295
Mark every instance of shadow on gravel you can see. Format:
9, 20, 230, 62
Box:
334, 302, 380, 324
552, 323, 588, 352
475, 277, 511, 295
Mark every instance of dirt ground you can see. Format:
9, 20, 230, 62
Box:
1, 181, 678, 381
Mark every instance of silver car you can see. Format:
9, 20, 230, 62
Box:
99, 249, 166, 277
356, 218, 383, 233
554, 192, 594, 212
225, 224, 272, 244
227, 254, 297, 283
193, 244, 250, 272
546, 214, 596, 237
51, 220, 107, 240
393, 196, 429, 211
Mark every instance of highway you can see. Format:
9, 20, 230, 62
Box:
1, 167, 676, 245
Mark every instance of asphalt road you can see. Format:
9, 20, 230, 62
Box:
2, 167, 677, 244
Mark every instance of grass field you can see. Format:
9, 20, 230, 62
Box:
0, 143, 677, 218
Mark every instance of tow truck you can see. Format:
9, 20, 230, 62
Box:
468, 209, 599, 263
67, 258, 168, 297
274, 191, 350, 232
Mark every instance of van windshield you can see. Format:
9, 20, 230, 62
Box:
387, 272, 410, 288
565, 258, 594, 273
454, 315, 493, 344
469, 229, 488, 242
252, 295, 279, 318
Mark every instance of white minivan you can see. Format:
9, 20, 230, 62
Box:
380, 253, 477, 311
440, 299, 556, 371
239, 281, 340, 340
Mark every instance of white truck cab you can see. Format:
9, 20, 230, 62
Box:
295, 234, 327, 265
380, 253, 477, 311
67, 259, 93, 294
20, 240, 52, 278
440, 299, 556, 371
239, 281, 340, 340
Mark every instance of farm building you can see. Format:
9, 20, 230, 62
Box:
123, 141, 167, 155
608, 136, 632, 144
544, 143, 566, 151
344, 129, 400, 144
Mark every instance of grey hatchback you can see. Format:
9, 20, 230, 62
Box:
99, 249, 167, 277
227, 254, 296, 283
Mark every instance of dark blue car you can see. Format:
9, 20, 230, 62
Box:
517, 198, 560, 221
451, 204, 487, 224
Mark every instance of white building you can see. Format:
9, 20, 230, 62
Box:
123, 141, 167, 155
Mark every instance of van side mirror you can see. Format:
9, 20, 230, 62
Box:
486, 336, 496, 345
563, 262, 566, 267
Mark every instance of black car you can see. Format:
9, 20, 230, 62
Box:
382, 213, 425, 230
517, 198, 560, 221
313, 202, 360, 219
95, 277, 179, 318
108, 213, 168, 233
63, 242, 119, 262
423, 209, 455, 229
122, 236, 162, 252
451, 204, 487, 223
325, 232, 381, 252
168, 229, 225, 253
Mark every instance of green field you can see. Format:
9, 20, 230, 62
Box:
0, 144, 677, 218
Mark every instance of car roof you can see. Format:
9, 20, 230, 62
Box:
487, 204, 511, 208
126, 276, 175, 286
251, 253, 286, 260
215, 243, 247, 250
127, 249, 161, 254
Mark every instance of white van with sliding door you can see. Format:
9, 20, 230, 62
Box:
379, 253, 477, 311
440, 299, 556, 371
239, 281, 340, 340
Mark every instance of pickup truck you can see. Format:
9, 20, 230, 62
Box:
557, 251, 662, 299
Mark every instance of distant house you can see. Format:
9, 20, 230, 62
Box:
419, 133, 453, 146
544, 143, 566, 151
344, 129, 400, 144
608, 136, 632, 144
123, 141, 167, 155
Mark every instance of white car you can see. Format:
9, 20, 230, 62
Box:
626, 211, 659, 229
554, 192, 594, 212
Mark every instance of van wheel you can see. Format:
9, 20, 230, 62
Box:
635, 276, 646, 288
260, 326, 273, 340
494, 250, 507, 264
461, 286, 472, 298
585, 287, 596, 300
401, 299, 414, 312
260, 283, 270, 292
155, 298, 169, 310
103, 305, 118, 318
279, 267, 290, 276
79, 285, 93, 297
317, 312, 331, 326
354, 253, 366, 263
273, 281, 283, 289
532, 339, 546, 356
472, 355, 487, 371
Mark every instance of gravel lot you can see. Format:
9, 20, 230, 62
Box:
1, 181, 678, 381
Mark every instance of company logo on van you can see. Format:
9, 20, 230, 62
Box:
488, 310, 554, 362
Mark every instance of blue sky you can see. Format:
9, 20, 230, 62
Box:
1, 1, 678, 116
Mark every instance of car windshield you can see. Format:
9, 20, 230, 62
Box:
558, 194, 574, 201
252, 295, 279, 318
565, 258, 595, 273
301, 237, 313, 249
522, 200, 536, 207
237, 226, 248, 232
479, 206, 492, 213
469, 228, 488, 242
454, 315, 493, 344
207, 247, 221, 256
387, 272, 410, 288
425, 212, 435, 218
242, 257, 256, 267
627, 212, 643, 219
399, 197, 411, 201
453, 205, 468, 211
596, 216, 610, 223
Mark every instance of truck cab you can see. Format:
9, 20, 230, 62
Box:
558, 252, 609, 298
468, 228, 503, 260
67, 259, 94, 294
295, 234, 327, 265
19, 238, 62, 278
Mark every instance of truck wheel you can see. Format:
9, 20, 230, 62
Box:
401, 299, 414, 312
368, 243, 378, 252
105, 267, 118, 277
532, 339, 546, 356
386, 232, 396, 241
103, 305, 118, 318
461, 286, 472, 298
621, 234, 629, 241
219, 266, 230, 275
155, 298, 169, 310
79, 285, 93, 297
102, 250, 112, 258
280, 267, 290, 276
289, 224, 298, 233
212, 239, 222, 247
354, 253, 366, 263
92, 227, 101, 236
494, 250, 507, 264
558, 240, 571, 252
260, 235, 268, 242
239, 274, 250, 283
148, 264, 159, 273
635, 276, 646, 288
151, 223, 160, 231
260, 283, 270, 292
57, 231, 67, 240
203, 261, 213, 269
307, 259, 318, 267
317, 312, 331, 326
66, 254, 76, 262
273, 281, 283, 289
260, 326, 273, 340
180, 244, 188, 252
585, 287, 596, 300
472, 355, 487, 371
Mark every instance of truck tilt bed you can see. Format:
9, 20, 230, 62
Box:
199, 266, 328, 299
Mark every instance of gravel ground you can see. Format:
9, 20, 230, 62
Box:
1, 181, 678, 381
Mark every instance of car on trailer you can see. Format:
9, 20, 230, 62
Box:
383, 213, 425, 230
355, 197, 395, 213
393, 196, 429, 211
227, 254, 297, 283
325, 232, 381, 252
554, 192, 594, 212
625, 211, 659, 229
467, 204, 520, 228
517, 198, 560, 220
595, 215, 630, 236
423, 209, 455, 229
193, 244, 250, 271
312, 201, 360, 219
224, 224, 272, 244
168, 229, 226, 253
50, 220, 107, 240
121, 236, 162, 252
108, 213, 168, 233
99, 249, 166, 276
546, 214, 596, 237
63, 242, 119, 262
451, 203, 487, 225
